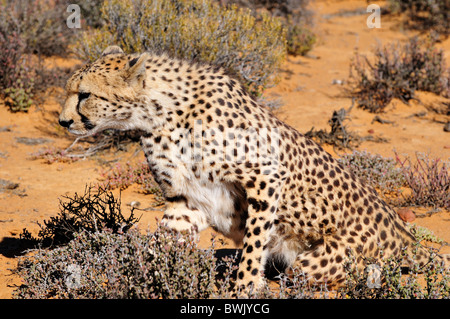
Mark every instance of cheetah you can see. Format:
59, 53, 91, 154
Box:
59, 46, 449, 293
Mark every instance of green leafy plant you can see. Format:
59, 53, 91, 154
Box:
4, 79, 34, 112
409, 224, 445, 245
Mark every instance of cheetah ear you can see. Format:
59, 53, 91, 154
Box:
101, 46, 124, 56
121, 52, 149, 86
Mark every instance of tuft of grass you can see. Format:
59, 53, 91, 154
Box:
74, 0, 286, 96
349, 37, 450, 113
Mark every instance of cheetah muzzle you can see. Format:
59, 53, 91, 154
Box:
59, 46, 449, 294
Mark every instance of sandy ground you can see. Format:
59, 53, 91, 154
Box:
0, 0, 449, 298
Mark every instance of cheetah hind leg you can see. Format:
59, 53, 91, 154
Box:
289, 237, 357, 289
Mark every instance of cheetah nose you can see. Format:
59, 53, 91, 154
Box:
59, 119, 74, 128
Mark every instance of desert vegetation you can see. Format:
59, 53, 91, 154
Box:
14, 186, 450, 299
349, 37, 450, 113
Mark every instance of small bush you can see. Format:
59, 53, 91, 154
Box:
285, 21, 316, 56
0, 0, 75, 57
409, 224, 445, 245
0, 31, 25, 90
20, 185, 140, 248
0, 30, 35, 112
339, 246, 450, 299
4, 79, 34, 112
306, 107, 358, 150
388, 0, 449, 35
338, 151, 406, 201
75, 0, 286, 95
395, 152, 450, 209
349, 37, 450, 112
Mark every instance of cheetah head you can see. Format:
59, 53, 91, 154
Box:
59, 46, 150, 137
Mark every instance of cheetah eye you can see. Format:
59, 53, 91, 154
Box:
78, 92, 91, 102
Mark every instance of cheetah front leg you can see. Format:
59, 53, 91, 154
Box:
161, 197, 209, 236
235, 168, 285, 295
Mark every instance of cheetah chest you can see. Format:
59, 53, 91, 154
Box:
176, 170, 248, 243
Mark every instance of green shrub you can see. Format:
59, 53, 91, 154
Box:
4, 79, 34, 112
349, 37, 450, 113
75, 0, 286, 95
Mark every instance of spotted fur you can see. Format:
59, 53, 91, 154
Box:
59, 46, 449, 293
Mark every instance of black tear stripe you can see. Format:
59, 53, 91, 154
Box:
80, 113, 96, 130
76, 94, 96, 130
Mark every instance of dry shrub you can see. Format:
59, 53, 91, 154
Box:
75, 0, 286, 96
395, 152, 450, 209
221, 0, 316, 56
389, 0, 449, 35
349, 37, 450, 113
